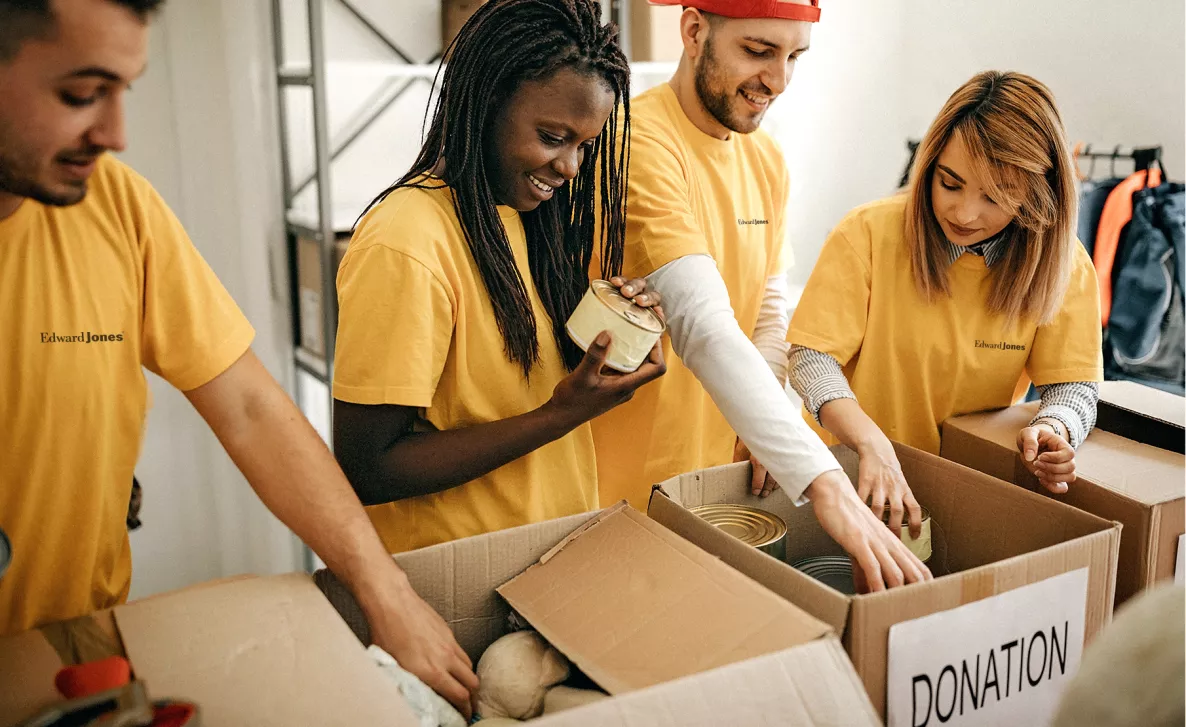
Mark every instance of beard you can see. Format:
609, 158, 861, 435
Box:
693, 36, 772, 135
0, 146, 95, 208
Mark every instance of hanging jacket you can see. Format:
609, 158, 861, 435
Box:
1078, 177, 1123, 258
1094, 167, 1163, 327
1104, 181, 1185, 394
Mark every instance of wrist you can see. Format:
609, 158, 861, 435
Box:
537, 399, 583, 437
854, 430, 893, 458
1033, 418, 1066, 439
352, 559, 415, 618
805, 469, 847, 505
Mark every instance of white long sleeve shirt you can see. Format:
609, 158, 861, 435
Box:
646, 254, 841, 502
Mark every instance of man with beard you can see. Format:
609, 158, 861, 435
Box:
592, 0, 930, 590
0, 0, 477, 714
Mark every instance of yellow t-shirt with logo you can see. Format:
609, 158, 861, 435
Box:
591, 83, 793, 510
788, 195, 1103, 454
0, 155, 255, 636
333, 180, 598, 553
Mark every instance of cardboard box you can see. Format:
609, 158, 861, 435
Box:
648, 444, 1121, 723
297, 234, 349, 357
442, 0, 486, 50
0, 574, 419, 727
629, 0, 684, 62
317, 505, 882, 725
942, 380, 1185, 605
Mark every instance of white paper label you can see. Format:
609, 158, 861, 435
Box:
1175, 534, 1184, 585
887, 568, 1089, 727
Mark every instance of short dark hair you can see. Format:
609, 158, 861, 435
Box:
0, 0, 165, 61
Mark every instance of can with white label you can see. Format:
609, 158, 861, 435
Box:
883, 505, 933, 563
566, 279, 666, 373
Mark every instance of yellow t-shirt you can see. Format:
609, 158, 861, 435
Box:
788, 195, 1103, 454
591, 83, 793, 509
333, 180, 598, 553
0, 155, 255, 636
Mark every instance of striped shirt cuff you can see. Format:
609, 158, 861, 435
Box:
1030, 381, 1099, 449
788, 345, 856, 423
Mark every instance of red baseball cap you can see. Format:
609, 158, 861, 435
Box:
647, 0, 820, 22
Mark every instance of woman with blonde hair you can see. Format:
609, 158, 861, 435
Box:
788, 71, 1102, 538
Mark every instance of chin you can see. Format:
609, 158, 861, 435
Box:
30, 181, 88, 208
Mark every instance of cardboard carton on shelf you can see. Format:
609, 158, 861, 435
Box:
442, 0, 486, 50
296, 232, 350, 358
647, 443, 1121, 725
943, 379, 1185, 604
628, 0, 684, 62
318, 503, 882, 726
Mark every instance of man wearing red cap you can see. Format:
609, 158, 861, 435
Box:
592, 0, 931, 590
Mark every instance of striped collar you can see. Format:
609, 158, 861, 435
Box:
945, 232, 1007, 267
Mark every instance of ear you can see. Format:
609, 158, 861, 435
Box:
679, 8, 712, 61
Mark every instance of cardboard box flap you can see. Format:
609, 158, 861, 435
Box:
533, 638, 879, 727
945, 404, 1185, 506
649, 473, 852, 634
116, 573, 419, 727
316, 511, 600, 662
1097, 381, 1185, 454
497, 504, 832, 695
0, 630, 63, 727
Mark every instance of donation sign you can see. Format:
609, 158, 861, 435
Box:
886, 568, 1089, 727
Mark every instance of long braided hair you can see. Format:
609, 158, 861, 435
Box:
363, 0, 631, 377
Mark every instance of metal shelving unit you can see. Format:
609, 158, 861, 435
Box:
270, 0, 674, 571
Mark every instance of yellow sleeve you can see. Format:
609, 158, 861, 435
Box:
333, 241, 454, 408
786, 221, 872, 366
770, 159, 793, 278
621, 128, 709, 279
1026, 247, 1104, 386
135, 174, 255, 392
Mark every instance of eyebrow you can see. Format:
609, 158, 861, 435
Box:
937, 164, 965, 184
742, 36, 810, 54
742, 36, 781, 50
62, 64, 147, 84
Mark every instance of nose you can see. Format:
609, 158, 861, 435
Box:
552, 145, 581, 182
763, 60, 793, 96
86, 97, 127, 153
952, 195, 982, 226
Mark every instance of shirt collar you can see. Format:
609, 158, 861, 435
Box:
945, 231, 1008, 268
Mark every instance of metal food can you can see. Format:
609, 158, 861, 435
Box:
882, 505, 932, 563
690, 504, 787, 562
566, 279, 666, 373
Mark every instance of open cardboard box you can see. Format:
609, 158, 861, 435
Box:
943, 379, 1185, 604
0, 574, 421, 727
317, 503, 882, 726
647, 443, 1121, 723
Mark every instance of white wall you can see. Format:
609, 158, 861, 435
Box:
122, 1, 301, 599
903, 0, 1185, 188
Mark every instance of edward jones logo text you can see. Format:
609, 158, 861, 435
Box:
41, 331, 125, 344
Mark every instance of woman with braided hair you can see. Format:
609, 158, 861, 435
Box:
332, 0, 664, 554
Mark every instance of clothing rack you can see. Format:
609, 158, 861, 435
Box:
1074, 143, 1166, 180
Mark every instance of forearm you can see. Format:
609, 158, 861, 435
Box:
350, 405, 579, 504
648, 256, 839, 500
753, 274, 791, 384
818, 397, 891, 455
187, 353, 410, 606
1032, 382, 1098, 449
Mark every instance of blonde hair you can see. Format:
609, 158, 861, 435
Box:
905, 71, 1078, 325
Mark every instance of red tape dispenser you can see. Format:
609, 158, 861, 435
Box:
17, 656, 199, 727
